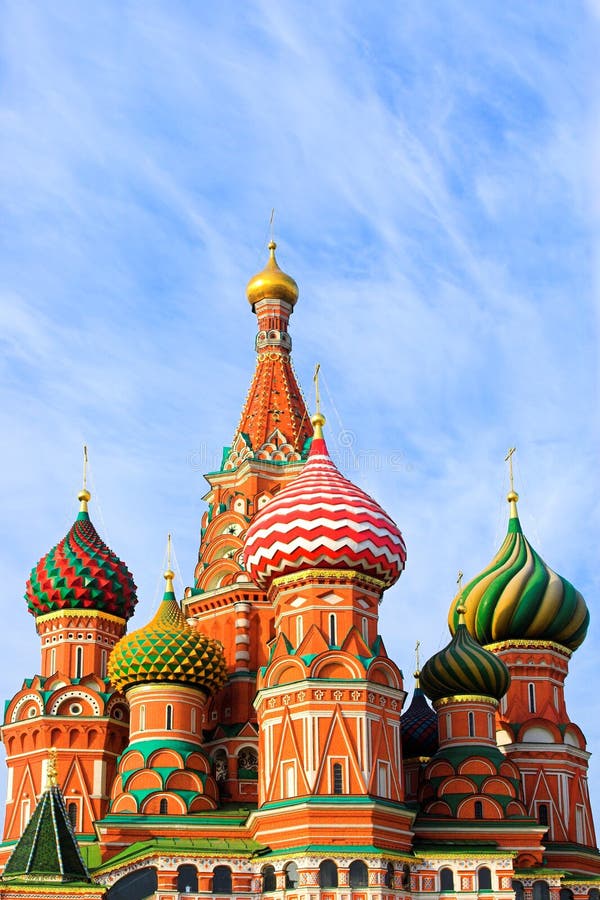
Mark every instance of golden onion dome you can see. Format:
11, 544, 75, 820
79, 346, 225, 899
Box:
246, 241, 299, 309
108, 570, 227, 695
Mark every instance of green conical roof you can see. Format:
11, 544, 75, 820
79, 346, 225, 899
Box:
2, 784, 90, 883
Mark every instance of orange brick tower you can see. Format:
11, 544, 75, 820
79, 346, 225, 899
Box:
448, 466, 598, 875
184, 242, 312, 804
1, 474, 137, 844
243, 409, 415, 859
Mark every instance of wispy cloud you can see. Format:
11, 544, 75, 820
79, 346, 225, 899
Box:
1, 0, 599, 810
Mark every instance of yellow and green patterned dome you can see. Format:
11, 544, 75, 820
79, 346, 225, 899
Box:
421, 606, 510, 703
108, 570, 227, 694
448, 492, 589, 652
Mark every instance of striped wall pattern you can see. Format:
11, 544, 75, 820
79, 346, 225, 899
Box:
243, 435, 406, 590
448, 513, 589, 651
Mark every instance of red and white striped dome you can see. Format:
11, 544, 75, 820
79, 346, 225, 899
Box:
243, 415, 406, 590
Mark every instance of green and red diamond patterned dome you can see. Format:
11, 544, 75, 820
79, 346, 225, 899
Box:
26, 491, 137, 621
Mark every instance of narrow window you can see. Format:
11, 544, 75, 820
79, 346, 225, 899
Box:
50, 647, 56, 674
533, 882, 550, 900
319, 860, 338, 889
474, 800, 483, 819
361, 616, 368, 642
384, 863, 395, 888
333, 763, 343, 795
377, 762, 389, 797
177, 865, 198, 893
329, 613, 337, 646
285, 763, 295, 798
478, 867, 492, 890
166, 704, 173, 731
191, 707, 197, 734
349, 861, 368, 888
285, 863, 299, 890
213, 865, 232, 894
159, 798, 168, 814
67, 801, 78, 830
21, 799, 30, 831
440, 868, 454, 891
500, 694, 507, 715
100, 649, 107, 679
488, 712, 493, 738
538, 803, 549, 827
139, 704, 146, 732
528, 683, 536, 713
553, 686, 559, 710
446, 712, 452, 738
513, 881, 524, 900
75, 646, 83, 679
468, 711, 475, 737
263, 866, 276, 892
296, 616, 303, 644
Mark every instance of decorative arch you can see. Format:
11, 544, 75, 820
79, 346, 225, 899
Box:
48, 689, 101, 716
311, 653, 363, 680
457, 795, 503, 819
105, 867, 158, 900
265, 657, 307, 687
146, 749, 184, 769
141, 792, 186, 815
368, 660, 400, 688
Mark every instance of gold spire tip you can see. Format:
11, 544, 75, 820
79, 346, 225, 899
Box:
78, 445, 91, 511
311, 411, 326, 439
505, 447, 519, 511
456, 603, 467, 625
164, 533, 175, 590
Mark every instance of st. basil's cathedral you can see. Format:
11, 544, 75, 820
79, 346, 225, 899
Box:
0, 243, 598, 900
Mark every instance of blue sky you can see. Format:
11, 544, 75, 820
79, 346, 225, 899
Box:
1, 1, 599, 813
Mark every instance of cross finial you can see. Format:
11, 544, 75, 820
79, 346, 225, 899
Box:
505, 446, 517, 493
167, 532, 172, 570
83, 445, 88, 491
415, 639, 421, 672
313, 363, 321, 416
269, 208, 275, 246
457, 570, 464, 592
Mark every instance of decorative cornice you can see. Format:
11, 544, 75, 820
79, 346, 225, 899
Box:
271, 568, 386, 590
485, 638, 572, 658
433, 694, 499, 709
36, 609, 126, 627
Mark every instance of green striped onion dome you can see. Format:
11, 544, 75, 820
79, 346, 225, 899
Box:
448, 493, 589, 651
108, 572, 227, 694
421, 609, 510, 703
25, 491, 137, 620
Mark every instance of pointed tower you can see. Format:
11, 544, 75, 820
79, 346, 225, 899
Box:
1, 467, 137, 843
414, 604, 545, 871
448, 481, 598, 874
400, 662, 438, 802
0, 750, 104, 898
184, 242, 312, 803
103, 562, 227, 849
243, 410, 414, 861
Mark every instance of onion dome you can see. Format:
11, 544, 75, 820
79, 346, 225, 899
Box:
421, 606, 510, 703
448, 491, 589, 651
108, 569, 227, 694
25, 489, 137, 620
246, 240, 299, 309
401, 672, 438, 758
243, 413, 406, 590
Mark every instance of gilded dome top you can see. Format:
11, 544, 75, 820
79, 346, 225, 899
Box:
421, 607, 510, 703
108, 571, 227, 694
25, 490, 137, 621
243, 413, 406, 591
448, 493, 589, 651
246, 241, 299, 309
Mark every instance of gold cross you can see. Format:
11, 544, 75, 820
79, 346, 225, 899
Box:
415, 640, 421, 672
82, 444, 88, 491
505, 446, 517, 493
457, 570, 464, 592
167, 533, 172, 570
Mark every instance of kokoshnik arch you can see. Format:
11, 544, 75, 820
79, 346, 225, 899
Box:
0, 242, 598, 900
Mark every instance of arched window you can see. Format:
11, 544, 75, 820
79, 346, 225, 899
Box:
100, 649, 107, 679
214, 749, 228, 783
528, 683, 536, 713
329, 614, 337, 646
384, 863, 395, 888
513, 881, 524, 900
538, 803, 549, 827
159, 798, 168, 815
333, 763, 343, 795
177, 865, 198, 893
474, 800, 483, 819
296, 616, 304, 644
349, 861, 368, 888
105, 867, 158, 900
67, 802, 78, 830
319, 860, 338, 888
139, 704, 146, 732
213, 865, 232, 894
284, 862, 299, 890
262, 866, 276, 893
361, 616, 368, 642
560, 890, 574, 900
533, 881, 550, 900
402, 865, 411, 889
440, 868, 454, 892
75, 646, 84, 679
589, 891, 600, 900
468, 711, 475, 737
238, 746, 258, 778
166, 704, 173, 731
478, 867, 492, 890
50, 647, 56, 673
